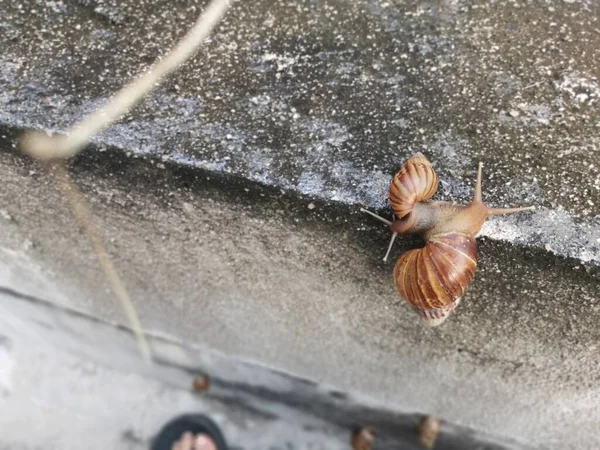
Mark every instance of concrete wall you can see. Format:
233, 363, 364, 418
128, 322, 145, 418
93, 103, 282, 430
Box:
1, 0, 599, 448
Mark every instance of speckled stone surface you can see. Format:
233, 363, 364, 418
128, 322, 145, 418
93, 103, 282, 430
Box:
1, 0, 598, 264
0, 286, 529, 450
1, 126, 599, 449
1, 1, 600, 449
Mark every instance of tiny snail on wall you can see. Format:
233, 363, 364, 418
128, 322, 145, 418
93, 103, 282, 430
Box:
362, 154, 535, 326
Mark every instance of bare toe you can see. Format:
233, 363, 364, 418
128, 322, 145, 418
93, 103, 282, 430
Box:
172, 431, 195, 450
195, 434, 218, 450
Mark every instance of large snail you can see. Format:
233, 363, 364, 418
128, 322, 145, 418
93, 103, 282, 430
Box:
362, 154, 534, 326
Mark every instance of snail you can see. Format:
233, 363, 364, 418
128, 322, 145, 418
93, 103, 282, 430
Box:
418, 416, 441, 449
192, 374, 210, 392
362, 154, 534, 326
351, 427, 376, 450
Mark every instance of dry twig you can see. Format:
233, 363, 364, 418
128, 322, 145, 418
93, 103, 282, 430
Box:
19, 0, 234, 363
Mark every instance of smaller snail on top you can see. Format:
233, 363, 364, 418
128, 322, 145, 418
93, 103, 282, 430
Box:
362, 154, 534, 326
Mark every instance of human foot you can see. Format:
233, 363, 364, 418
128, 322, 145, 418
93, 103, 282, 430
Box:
152, 414, 228, 450
171, 431, 217, 450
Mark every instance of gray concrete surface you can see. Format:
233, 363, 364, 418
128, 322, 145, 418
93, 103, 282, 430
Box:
1, 0, 599, 265
0, 285, 528, 450
1, 0, 600, 449
1, 140, 598, 449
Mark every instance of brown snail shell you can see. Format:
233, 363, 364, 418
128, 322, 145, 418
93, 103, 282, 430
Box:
192, 374, 210, 392
418, 416, 441, 449
389, 153, 438, 220
351, 427, 376, 450
394, 232, 477, 326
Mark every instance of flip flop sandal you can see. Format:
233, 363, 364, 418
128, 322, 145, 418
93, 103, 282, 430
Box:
152, 413, 229, 450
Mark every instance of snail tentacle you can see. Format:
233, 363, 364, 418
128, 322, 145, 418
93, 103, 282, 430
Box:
382, 232, 397, 262
360, 208, 391, 226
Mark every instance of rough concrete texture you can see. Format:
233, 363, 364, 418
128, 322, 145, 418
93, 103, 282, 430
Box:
1, 139, 598, 449
0, 286, 528, 450
0, 0, 599, 449
0, 0, 598, 264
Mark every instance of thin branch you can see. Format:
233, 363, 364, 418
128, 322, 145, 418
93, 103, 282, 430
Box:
18, 0, 235, 364
50, 162, 152, 363
20, 0, 233, 160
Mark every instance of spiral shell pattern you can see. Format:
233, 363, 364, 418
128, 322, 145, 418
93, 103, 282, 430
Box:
393, 232, 478, 314
389, 153, 438, 219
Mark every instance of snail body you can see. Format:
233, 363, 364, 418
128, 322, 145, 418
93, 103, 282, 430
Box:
362, 154, 534, 326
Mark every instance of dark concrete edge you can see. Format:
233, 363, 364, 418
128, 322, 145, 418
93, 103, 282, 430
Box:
1, 122, 597, 277
0, 284, 533, 450
0, 124, 339, 222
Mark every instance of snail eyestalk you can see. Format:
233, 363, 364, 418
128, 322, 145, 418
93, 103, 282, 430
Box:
487, 205, 536, 216
383, 232, 397, 262
360, 208, 392, 226
474, 161, 483, 204
360, 209, 398, 261
474, 162, 535, 216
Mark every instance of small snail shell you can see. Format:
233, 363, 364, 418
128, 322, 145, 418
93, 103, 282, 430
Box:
418, 416, 441, 449
192, 374, 210, 392
389, 153, 438, 220
351, 427, 376, 450
362, 153, 535, 326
